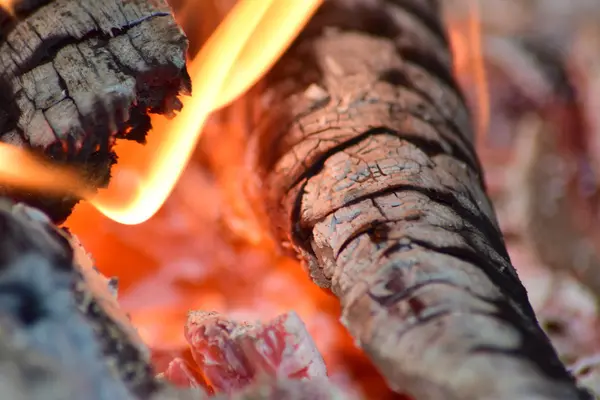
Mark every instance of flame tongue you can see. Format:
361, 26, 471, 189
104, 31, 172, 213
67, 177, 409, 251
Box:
0, 0, 323, 225
448, 0, 489, 143
90, 0, 324, 225
0, 0, 15, 15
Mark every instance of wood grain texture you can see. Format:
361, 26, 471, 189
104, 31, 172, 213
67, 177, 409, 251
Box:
0, 0, 190, 222
247, 0, 591, 398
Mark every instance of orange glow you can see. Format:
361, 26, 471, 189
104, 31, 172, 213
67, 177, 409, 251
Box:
448, 0, 489, 144
0, 0, 322, 225
0, 143, 92, 196
0, 0, 15, 15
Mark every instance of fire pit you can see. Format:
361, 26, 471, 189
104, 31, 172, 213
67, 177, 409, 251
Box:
0, 0, 596, 399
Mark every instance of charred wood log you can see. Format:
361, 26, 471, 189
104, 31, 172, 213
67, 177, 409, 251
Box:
0, 0, 190, 222
246, 0, 591, 398
0, 200, 160, 399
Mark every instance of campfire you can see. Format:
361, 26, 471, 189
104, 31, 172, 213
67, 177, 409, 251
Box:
0, 0, 599, 399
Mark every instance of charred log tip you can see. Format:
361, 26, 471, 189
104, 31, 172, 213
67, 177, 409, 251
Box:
0, 0, 192, 223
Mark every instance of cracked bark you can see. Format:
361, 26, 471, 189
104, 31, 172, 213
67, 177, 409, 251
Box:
246, 0, 591, 398
0, 0, 190, 222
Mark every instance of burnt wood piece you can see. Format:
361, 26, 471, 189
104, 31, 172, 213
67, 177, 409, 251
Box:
0, 0, 191, 222
247, 0, 591, 398
0, 200, 161, 399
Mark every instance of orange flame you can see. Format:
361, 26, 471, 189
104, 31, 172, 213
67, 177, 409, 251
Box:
95, 0, 322, 225
0, 0, 15, 15
448, 0, 489, 144
0, 144, 93, 196
0, 0, 322, 224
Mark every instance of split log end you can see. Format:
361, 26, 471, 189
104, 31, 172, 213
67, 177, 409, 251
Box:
0, 0, 191, 222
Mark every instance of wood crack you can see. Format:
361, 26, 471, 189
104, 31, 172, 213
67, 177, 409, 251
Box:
249, 0, 590, 398
0, 0, 189, 222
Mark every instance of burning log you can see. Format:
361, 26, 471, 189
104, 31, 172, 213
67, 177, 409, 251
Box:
0, 0, 190, 222
245, 0, 592, 398
0, 200, 160, 399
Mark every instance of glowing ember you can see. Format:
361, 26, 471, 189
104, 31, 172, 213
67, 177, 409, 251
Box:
0, 0, 322, 225
183, 311, 326, 393
162, 357, 207, 390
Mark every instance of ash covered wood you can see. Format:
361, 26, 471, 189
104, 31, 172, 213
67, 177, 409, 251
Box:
0, 200, 160, 399
0, 0, 190, 222
245, 0, 592, 398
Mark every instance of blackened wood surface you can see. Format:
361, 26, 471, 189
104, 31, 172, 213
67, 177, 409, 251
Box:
248, 0, 590, 398
0, 0, 190, 222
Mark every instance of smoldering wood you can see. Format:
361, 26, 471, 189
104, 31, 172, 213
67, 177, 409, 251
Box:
246, 0, 592, 398
0, 200, 161, 399
0, 0, 190, 222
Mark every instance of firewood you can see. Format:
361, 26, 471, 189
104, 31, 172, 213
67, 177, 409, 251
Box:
0, 200, 161, 399
183, 311, 327, 394
0, 0, 190, 222
245, 0, 592, 398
